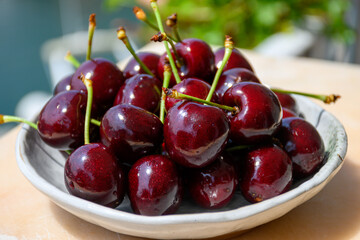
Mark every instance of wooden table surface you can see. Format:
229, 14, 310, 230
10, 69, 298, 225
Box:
1, 51, 360, 240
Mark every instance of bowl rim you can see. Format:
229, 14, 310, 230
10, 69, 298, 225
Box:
15, 95, 347, 226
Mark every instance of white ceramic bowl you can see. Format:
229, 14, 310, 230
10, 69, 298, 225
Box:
16, 95, 347, 239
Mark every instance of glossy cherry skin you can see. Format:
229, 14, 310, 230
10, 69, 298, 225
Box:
215, 68, 261, 103
128, 155, 182, 216
158, 38, 216, 86
100, 104, 163, 164
276, 117, 325, 178
187, 154, 238, 209
123, 52, 160, 79
275, 92, 299, 114
37, 90, 86, 150
240, 144, 292, 203
164, 101, 230, 168
64, 143, 125, 208
214, 47, 254, 72
53, 74, 72, 95
113, 74, 162, 113
70, 58, 124, 116
283, 107, 298, 119
222, 82, 282, 144
165, 78, 218, 111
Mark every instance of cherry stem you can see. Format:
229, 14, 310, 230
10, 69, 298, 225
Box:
151, 32, 183, 67
166, 13, 182, 42
160, 62, 172, 123
90, 118, 101, 127
133, 6, 177, 42
206, 35, 234, 102
226, 145, 251, 152
86, 13, 96, 61
164, 88, 238, 113
117, 27, 155, 77
0, 114, 37, 130
80, 73, 93, 145
64, 51, 81, 69
150, 0, 182, 84
271, 88, 341, 104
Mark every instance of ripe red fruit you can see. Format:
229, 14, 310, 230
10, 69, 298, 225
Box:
64, 143, 126, 207
128, 155, 182, 216
164, 101, 229, 168
240, 144, 293, 203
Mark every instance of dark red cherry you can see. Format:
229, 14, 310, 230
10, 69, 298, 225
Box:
123, 52, 160, 79
38, 90, 86, 150
164, 101, 229, 168
64, 143, 125, 208
188, 154, 238, 209
214, 47, 253, 72
283, 107, 298, 119
100, 104, 163, 164
158, 38, 215, 86
71, 58, 124, 115
276, 117, 325, 178
54, 74, 72, 95
222, 82, 282, 144
128, 155, 182, 216
113, 74, 162, 113
240, 144, 292, 203
165, 78, 218, 111
275, 92, 299, 114
215, 68, 260, 102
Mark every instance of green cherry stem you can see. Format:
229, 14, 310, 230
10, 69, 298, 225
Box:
166, 13, 182, 42
117, 27, 155, 77
159, 61, 172, 123
226, 145, 251, 152
206, 35, 234, 102
90, 118, 101, 127
271, 88, 341, 104
133, 6, 177, 42
150, 0, 182, 84
164, 88, 238, 113
86, 13, 96, 61
80, 73, 93, 145
150, 32, 183, 67
0, 115, 37, 130
64, 51, 81, 69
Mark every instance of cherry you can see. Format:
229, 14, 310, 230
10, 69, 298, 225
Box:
128, 155, 182, 216
53, 74, 72, 95
64, 143, 125, 207
214, 47, 253, 72
274, 92, 299, 114
283, 107, 298, 119
276, 117, 325, 178
37, 90, 86, 150
240, 144, 292, 203
187, 154, 238, 209
113, 74, 162, 113
222, 82, 282, 144
165, 78, 218, 111
100, 104, 163, 164
164, 101, 229, 168
158, 38, 216, 86
70, 58, 125, 116
123, 52, 160, 79
215, 68, 261, 102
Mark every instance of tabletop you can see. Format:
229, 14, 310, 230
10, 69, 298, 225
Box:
1, 50, 360, 240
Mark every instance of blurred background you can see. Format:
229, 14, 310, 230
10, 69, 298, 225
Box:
0, 0, 359, 135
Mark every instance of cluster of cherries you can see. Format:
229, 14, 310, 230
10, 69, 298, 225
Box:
1, 1, 340, 216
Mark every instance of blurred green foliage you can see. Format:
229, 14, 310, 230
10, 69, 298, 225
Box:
104, 0, 354, 48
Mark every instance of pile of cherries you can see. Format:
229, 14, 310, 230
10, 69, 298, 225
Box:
1, 2, 339, 216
